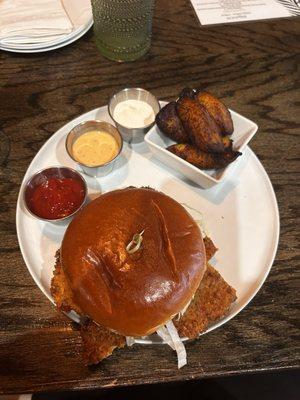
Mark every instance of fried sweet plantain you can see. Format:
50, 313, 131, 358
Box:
155, 101, 189, 143
195, 91, 234, 136
178, 87, 196, 100
176, 97, 225, 153
167, 143, 241, 169
222, 135, 233, 150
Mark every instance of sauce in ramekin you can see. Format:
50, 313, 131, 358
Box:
72, 130, 119, 167
113, 99, 155, 128
28, 177, 85, 219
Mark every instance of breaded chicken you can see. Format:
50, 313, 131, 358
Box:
174, 238, 235, 338
167, 143, 241, 170
174, 264, 237, 339
80, 320, 125, 365
203, 236, 218, 261
51, 251, 81, 315
155, 101, 189, 143
195, 91, 234, 136
176, 97, 225, 153
51, 235, 236, 364
51, 252, 126, 364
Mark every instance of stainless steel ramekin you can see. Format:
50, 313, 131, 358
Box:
23, 166, 87, 223
108, 88, 160, 143
65, 120, 123, 177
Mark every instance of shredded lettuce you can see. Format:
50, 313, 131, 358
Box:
157, 321, 187, 369
156, 326, 175, 350
166, 320, 187, 369
181, 202, 208, 237
126, 336, 135, 347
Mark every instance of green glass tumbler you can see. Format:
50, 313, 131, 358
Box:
91, 0, 155, 62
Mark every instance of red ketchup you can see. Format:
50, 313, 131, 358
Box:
29, 177, 85, 219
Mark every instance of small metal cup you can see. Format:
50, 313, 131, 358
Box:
65, 120, 123, 177
108, 88, 160, 143
23, 166, 87, 223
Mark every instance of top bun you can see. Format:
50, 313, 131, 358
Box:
61, 187, 206, 336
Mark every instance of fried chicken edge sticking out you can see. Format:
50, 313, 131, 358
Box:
50, 235, 236, 365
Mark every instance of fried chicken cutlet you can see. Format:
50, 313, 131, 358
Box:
51, 236, 236, 365
81, 320, 125, 365
51, 252, 126, 364
175, 264, 236, 338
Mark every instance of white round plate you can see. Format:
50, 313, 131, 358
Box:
0, 19, 93, 54
16, 104, 279, 344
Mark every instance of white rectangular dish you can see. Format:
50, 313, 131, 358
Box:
145, 105, 258, 189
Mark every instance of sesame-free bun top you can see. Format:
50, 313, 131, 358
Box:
61, 187, 206, 336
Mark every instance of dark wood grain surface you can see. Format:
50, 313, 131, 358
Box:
0, 0, 299, 394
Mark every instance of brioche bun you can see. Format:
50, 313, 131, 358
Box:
61, 187, 206, 336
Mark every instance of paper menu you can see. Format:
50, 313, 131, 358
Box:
191, 0, 298, 25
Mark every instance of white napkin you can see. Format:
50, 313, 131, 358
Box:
63, 0, 92, 28
0, 0, 92, 46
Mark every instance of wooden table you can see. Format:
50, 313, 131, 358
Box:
0, 1, 299, 394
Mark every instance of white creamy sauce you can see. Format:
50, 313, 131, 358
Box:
113, 99, 155, 128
